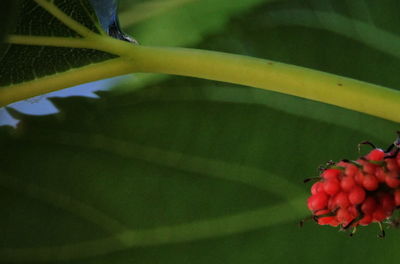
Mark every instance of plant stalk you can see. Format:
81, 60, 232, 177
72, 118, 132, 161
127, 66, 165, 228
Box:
97, 36, 400, 123
3, 33, 400, 123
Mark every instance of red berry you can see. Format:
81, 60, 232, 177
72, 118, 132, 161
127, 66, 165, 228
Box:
362, 174, 379, 191
336, 208, 353, 225
348, 186, 366, 205
347, 206, 358, 218
359, 215, 372, 226
323, 179, 341, 195
341, 176, 356, 192
367, 149, 385, 161
396, 156, 400, 167
306, 134, 400, 232
315, 209, 330, 216
379, 193, 395, 214
333, 192, 350, 208
321, 169, 341, 180
386, 159, 399, 171
317, 216, 333, 225
311, 182, 324, 195
345, 164, 358, 177
394, 189, 400, 206
308, 193, 328, 211
336, 161, 348, 167
372, 207, 387, 222
355, 171, 365, 185
375, 167, 386, 182
385, 171, 400, 188
358, 159, 376, 174
318, 216, 339, 227
329, 218, 340, 227
361, 197, 377, 215
327, 196, 336, 210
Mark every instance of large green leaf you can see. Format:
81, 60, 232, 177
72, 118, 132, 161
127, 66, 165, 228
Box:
2, 0, 400, 264
1, 86, 399, 263
0, 0, 115, 87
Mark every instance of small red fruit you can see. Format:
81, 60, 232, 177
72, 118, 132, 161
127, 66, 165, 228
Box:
385, 171, 400, 188
358, 159, 375, 174
308, 193, 328, 211
355, 171, 365, 185
379, 193, 395, 214
372, 207, 387, 222
386, 159, 399, 171
359, 215, 372, 226
361, 197, 377, 215
336, 208, 353, 225
323, 179, 340, 195
375, 167, 386, 182
311, 182, 324, 195
362, 174, 379, 191
345, 164, 358, 177
334, 192, 350, 208
340, 176, 356, 192
394, 189, 400, 206
305, 133, 400, 235
318, 216, 339, 227
366, 149, 385, 161
315, 209, 330, 216
348, 186, 366, 205
321, 169, 341, 180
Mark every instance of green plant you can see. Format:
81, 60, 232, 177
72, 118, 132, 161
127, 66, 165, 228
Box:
2, 0, 400, 121
1, 1, 400, 263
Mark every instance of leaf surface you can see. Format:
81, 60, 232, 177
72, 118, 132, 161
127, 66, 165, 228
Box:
0, 0, 115, 87
2, 1, 400, 264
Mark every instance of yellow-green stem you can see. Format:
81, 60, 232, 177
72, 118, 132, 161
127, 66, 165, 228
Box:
3, 34, 400, 123
96, 36, 400, 123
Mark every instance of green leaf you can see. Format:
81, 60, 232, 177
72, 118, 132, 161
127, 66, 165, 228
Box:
1, 87, 398, 263
2, 0, 398, 124
1, 92, 308, 262
0, 0, 115, 87
2, 0, 400, 263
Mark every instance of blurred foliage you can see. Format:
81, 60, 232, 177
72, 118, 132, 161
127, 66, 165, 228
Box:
1, 0, 400, 264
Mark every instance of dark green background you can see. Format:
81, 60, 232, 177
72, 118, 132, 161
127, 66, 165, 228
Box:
1, 0, 400, 263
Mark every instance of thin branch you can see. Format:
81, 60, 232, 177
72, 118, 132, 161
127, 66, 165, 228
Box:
0, 58, 136, 107
3, 32, 400, 123
92, 36, 400, 123
7, 35, 93, 49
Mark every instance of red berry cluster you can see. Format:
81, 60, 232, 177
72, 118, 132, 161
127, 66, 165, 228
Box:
306, 135, 400, 235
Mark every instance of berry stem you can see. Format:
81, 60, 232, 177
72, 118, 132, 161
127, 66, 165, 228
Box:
342, 159, 363, 169
377, 222, 385, 238
358, 141, 377, 153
